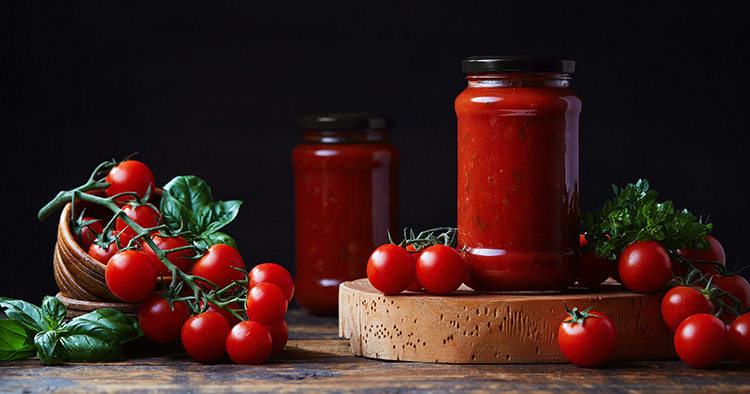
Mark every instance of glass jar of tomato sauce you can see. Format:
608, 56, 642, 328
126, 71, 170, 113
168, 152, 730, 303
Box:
293, 113, 398, 314
455, 56, 581, 291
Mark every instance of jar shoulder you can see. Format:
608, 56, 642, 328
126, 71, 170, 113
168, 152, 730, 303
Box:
455, 86, 580, 112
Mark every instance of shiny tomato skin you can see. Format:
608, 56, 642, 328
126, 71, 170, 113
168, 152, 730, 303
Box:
143, 234, 194, 275
728, 313, 750, 363
266, 320, 289, 354
105, 160, 155, 201
192, 244, 246, 289
89, 241, 120, 264
226, 321, 273, 365
416, 245, 464, 295
712, 274, 750, 322
618, 241, 672, 293
661, 286, 713, 332
248, 263, 295, 301
406, 251, 424, 291
138, 295, 190, 343
674, 313, 728, 368
115, 204, 161, 240
674, 235, 726, 276
557, 310, 617, 367
78, 217, 104, 251
366, 244, 415, 295
246, 283, 288, 326
181, 312, 231, 363
200, 300, 242, 326
105, 250, 158, 302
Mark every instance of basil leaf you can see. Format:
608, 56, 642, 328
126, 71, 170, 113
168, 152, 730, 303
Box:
160, 196, 196, 233
55, 332, 122, 362
198, 200, 242, 234
41, 296, 66, 330
0, 298, 45, 332
63, 309, 141, 344
34, 330, 59, 365
0, 320, 36, 361
203, 231, 237, 249
162, 175, 213, 215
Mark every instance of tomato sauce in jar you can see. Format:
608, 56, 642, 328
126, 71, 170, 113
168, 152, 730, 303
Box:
293, 114, 398, 314
455, 56, 581, 291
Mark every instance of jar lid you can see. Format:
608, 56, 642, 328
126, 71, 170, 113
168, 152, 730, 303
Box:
299, 113, 393, 131
461, 56, 575, 74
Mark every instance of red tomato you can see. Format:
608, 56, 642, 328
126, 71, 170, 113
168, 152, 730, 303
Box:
200, 300, 242, 326
138, 295, 190, 343
674, 235, 726, 276
557, 307, 617, 367
78, 217, 104, 251
712, 274, 750, 321
192, 244, 246, 289
660, 286, 713, 332
225, 321, 273, 365
105, 250, 158, 302
674, 313, 728, 368
248, 263, 295, 301
618, 241, 673, 293
366, 244, 415, 295
416, 245, 464, 295
245, 283, 288, 326
115, 204, 161, 240
728, 313, 750, 364
105, 160, 155, 201
181, 312, 231, 363
578, 234, 614, 288
142, 234, 194, 275
266, 320, 289, 354
406, 250, 424, 291
89, 240, 120, 265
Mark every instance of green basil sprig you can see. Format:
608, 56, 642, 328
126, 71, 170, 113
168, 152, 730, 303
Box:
160, 175, 242, 248
0, 296, 141, 365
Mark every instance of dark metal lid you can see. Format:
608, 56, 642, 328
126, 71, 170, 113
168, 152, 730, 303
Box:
461, 56, 575, 74
299, 113, 393, 131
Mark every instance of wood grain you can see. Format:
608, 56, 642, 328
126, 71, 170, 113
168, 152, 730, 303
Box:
339, 279, 674, 363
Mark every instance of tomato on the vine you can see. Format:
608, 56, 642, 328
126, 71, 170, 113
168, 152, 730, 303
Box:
578, 234, 614, 288
618, 241, 673, 293
266, 320, 288, 354
115, 203, 160, 239
674, 313, 728, 368
105, 250, 158, 302
712, 273, 750, 321
406, 247, 423, 291
78, 217, 103, 251
416, 245, 464, 295
366, 244, 415, 295
728, 313, 750, 364
192, 244, 246, 289
557, 307, 617, 367
675, 235, 726, 276
181, 311, 231, 363
138, 295, 190, 343
248, 263, 295, 301
143, 234, 193, 275
225, 321, 273, 365
89, 240, 120, 265
660, 286, 713, 332
105, 160, 155, 201
246, 283, 288, 326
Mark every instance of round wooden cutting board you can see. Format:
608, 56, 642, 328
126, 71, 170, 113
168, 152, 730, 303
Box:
338, 279, 675, 364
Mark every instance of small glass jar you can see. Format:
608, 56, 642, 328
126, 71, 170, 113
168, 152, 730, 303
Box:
455, 56, 581, 291
292, 113, 399, 314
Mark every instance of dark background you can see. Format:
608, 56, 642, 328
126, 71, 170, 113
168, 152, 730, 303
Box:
2, 2, 748, 301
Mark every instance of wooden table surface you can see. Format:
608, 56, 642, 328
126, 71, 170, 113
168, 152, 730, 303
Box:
1, 309, 748, 393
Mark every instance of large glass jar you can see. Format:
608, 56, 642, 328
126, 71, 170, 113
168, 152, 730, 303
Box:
455, 56, 581, 291
292, 113, 398, 314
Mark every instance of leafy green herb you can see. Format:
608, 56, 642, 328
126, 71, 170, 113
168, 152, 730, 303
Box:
0, 296, 141, 365
582, 179, 712, 259
160, 175, 241, 248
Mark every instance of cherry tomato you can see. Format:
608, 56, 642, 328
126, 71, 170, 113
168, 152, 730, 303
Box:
618, 241, 672, 293
557, 307, 617, 367
406, 249, 424, 291
728, 313, 750, 364
181, 311, 231, 363
675, 235, 726, 276
660, 286, 713, 332
577, 234, 615, 288
225, 321, 273, 365
192, 244, 246, 289
416, 245, 464, 295
248, 263, 295, 301
115, 204, 161, 240
366, 244, 415, 295
200, 300, 242, 325
246, 283, 288, 326
78, 217, 104, 251
674, 313, 728, 368
105, 250, 158, 302
138, 295, 190, 343
89, 240, 120, 265
266, 320, 288, 354
712, 274, 750, 322
143, 234, 194, 275
105, 160, 155, 201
